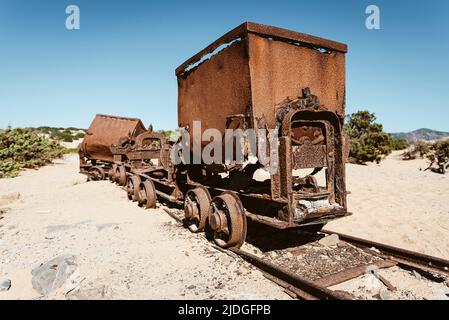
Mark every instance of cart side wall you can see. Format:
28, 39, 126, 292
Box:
247, 34, 346, 129
177, 40, 252, 142
81, 115, 146, 163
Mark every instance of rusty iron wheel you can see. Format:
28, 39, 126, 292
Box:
208, 192, 247, 248
126, 175, 142, 202
184, 187, 211, 233
138, 180, 157, 209
88, 166, 105, 181
109, 164, 118, 182
108, 168, 114, 181
116, 165, 127, 186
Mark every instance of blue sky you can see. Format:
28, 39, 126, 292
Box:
0, 0, 448, 132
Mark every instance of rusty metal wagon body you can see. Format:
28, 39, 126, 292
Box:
173, 22, 351, 246
79, 114, 146, 180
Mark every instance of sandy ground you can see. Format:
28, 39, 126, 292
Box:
60, 138, 82, 149
327, 151, 449, 260
0, 150, 448, 299
0, 155, 289, 300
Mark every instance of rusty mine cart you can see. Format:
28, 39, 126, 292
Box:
175, 22, 351, 247
79, 114, 146, 180
79, 22, 351, 249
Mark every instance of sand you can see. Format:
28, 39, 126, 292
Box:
0, 155, 289, 300
327, 151, 449, 260
0, 150, 448, 299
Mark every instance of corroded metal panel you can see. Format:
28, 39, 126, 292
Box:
248, 33, 346, 129
80, 114, 146, 163
177, 40, 252, 144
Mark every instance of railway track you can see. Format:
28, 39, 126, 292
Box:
159, 205, 449, 300
322, 230, 449, 279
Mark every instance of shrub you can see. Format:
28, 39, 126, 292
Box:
426, 139, 449, 167
402, 141, 430, 160
0, 128, 65, 178
159, 130, 175, 141
344, 110, 393, 164
391, 138, 410, 151
74, 132, 85, 139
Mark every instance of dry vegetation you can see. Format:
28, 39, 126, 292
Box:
0, 127, 84, 178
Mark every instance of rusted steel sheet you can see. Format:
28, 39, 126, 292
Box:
177, 39, 252, 142
175, 22, 347, 76
177, 21, 346, 138
80, 114, 146, 163
248, 33, 346, 129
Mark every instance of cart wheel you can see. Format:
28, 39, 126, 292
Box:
116, 165, 127, 186
109, 164, 118, 182
184, 187, 211, 233
88, 166, 105, 181
138, 180, 157, 209
208, 192, 247, 248
126, 175, 141, 202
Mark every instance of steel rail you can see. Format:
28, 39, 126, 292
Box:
229, 247, 351, 300
323, 229, 449, 277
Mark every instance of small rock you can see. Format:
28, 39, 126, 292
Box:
0, 279, 11, 291
187, 285, 196, 290
379, 289, 391, 300
31, 254, 81, 296
215, 283, 225, 289
318, 234, 339, 247
412, 270, 422, 280
369, 247, 381, 254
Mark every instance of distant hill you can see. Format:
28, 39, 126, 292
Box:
392, 128, 449, 142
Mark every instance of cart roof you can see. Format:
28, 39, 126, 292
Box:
175, 21, 348, 76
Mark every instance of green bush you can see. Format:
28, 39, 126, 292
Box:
391, 138, 410, 151
0, 128, 65, 178
426, 139, 449, 167
159, 130, 175, 141
75, 132, 85, 139
344, 110, 393, 164
35, 127, 86, 142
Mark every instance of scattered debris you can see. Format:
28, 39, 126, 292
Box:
0, 279, 11, 291
31, 254, 81, 296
